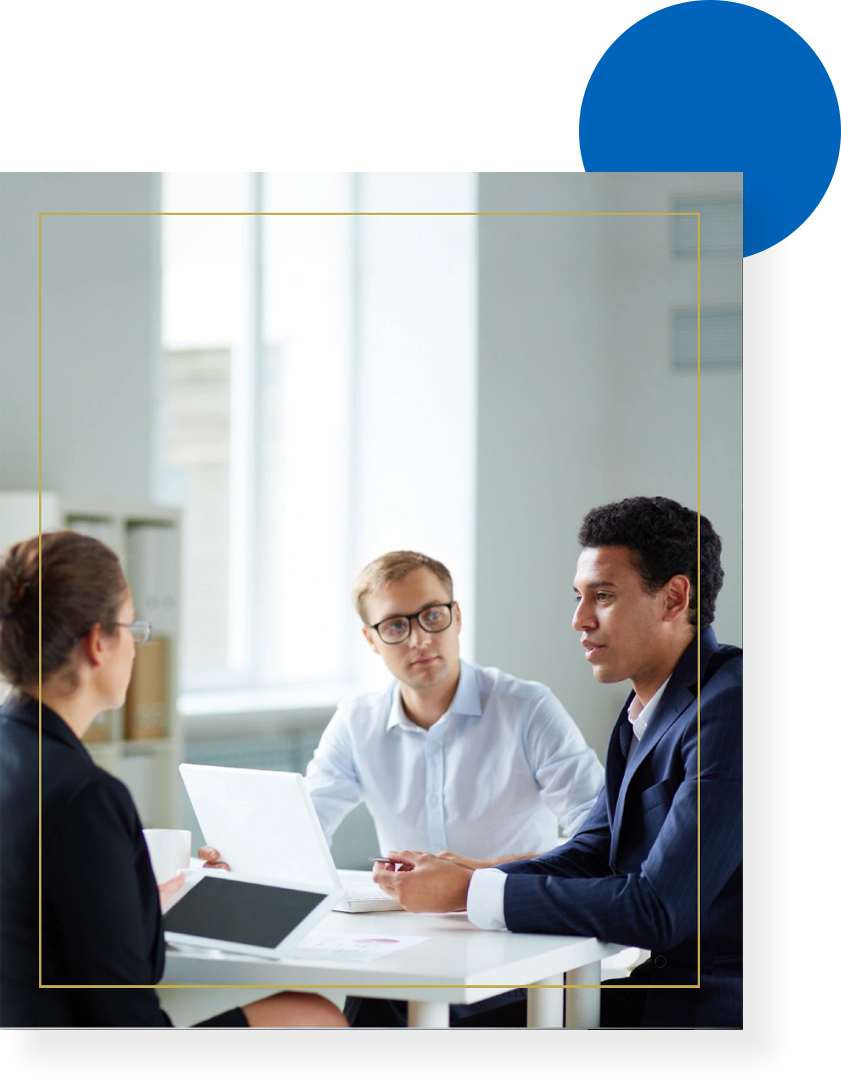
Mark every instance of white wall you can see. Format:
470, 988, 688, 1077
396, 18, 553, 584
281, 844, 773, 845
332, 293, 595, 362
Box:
0, 172, 158, 501
474, 172, 742, 759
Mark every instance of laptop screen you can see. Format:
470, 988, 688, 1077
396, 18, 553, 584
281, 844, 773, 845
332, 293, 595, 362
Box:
164, 876, 324, 949
179, 765, 338, 888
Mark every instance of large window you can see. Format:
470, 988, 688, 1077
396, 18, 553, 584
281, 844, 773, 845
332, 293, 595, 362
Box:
160, 173, 477, 708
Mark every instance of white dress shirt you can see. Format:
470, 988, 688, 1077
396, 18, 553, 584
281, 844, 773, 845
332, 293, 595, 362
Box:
627, 677, 670, 743
467, 677, 671, 930
304, 660, 604, 860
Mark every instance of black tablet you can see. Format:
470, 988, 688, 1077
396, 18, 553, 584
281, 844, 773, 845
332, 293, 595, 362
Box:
162, 870, 340, 958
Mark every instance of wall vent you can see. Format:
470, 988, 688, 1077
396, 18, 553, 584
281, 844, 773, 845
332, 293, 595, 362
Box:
671, 195, 743, 258
672, 305, 742, 367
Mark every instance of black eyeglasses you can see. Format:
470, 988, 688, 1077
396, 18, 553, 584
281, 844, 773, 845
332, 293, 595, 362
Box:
367, 602, 455, 645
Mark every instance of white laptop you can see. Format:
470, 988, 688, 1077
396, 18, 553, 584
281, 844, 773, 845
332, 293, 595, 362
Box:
179, 763, 402, 913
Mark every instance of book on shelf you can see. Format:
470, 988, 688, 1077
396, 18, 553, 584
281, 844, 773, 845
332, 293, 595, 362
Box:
126, 524, 178, 636
65, 516, 120, 551
124, 637, 169, 740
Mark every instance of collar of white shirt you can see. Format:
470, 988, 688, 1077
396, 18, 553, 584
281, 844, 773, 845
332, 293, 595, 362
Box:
627, 676, 671, 742
386, 659, 483, 732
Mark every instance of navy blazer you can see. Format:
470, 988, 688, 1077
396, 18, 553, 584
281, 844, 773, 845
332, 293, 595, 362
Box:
0, 692, 173, 1026
500, 627, 742, 1028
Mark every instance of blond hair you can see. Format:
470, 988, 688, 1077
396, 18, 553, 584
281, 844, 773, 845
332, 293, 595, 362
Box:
352, 551, 453, 622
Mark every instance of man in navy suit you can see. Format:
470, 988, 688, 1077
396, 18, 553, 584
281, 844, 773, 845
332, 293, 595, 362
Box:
374, 496, 742, 1028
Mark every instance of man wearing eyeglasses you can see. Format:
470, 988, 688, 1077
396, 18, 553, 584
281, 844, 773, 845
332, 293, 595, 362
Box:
199, 549, 603, 1026
303, 550, 603, 870
292, 550, 603, 1026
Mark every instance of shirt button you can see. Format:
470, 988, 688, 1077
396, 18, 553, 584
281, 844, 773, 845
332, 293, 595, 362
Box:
429, 794, 438, 805
654, 955, 667, 969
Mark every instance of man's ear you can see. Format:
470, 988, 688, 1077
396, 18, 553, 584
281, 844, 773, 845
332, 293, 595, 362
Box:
662, 575, 692, 623
453, 601, 462, 635
361, 624, 381, 656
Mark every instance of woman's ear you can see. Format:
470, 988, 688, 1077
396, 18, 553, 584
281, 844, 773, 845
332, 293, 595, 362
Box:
80, 624, 107, 668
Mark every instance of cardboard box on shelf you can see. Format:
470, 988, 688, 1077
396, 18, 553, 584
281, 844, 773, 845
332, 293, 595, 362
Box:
124, 637, 169, 740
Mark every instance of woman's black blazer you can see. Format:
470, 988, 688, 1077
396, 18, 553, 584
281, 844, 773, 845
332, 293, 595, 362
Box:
0, 691, 173, 1026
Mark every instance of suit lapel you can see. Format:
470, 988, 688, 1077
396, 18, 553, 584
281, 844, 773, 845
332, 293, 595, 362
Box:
621, 680, 695, 784
607, 628, 720, 865
604, 692, 634, 827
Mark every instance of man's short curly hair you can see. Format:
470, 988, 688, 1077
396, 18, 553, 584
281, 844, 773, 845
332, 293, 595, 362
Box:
577, 496, 724, 632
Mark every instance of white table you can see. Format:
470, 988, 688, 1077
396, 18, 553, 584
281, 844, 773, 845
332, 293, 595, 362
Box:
160, 896, 624, 1029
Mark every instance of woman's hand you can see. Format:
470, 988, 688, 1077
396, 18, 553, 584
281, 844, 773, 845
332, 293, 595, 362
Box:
197, 845, 231, 870
158, 870, 185, 909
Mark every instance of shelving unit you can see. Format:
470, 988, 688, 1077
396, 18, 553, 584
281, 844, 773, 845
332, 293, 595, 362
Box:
0, 491, 183, 827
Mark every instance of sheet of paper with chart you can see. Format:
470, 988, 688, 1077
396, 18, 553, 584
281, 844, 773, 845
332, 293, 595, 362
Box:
288, 933, 428, 963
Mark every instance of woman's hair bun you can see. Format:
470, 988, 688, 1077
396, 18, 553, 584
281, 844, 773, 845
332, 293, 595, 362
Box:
0, 531, 126, 688
0, 554, 33, 621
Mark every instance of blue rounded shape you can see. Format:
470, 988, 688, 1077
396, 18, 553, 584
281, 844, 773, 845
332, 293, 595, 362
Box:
574, 1, 841, 255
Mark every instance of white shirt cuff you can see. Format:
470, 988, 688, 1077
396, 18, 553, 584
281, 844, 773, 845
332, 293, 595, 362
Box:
467, 868, 508, 930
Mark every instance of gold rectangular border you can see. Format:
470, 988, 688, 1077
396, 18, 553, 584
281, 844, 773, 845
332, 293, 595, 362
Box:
37, 207, 705, 995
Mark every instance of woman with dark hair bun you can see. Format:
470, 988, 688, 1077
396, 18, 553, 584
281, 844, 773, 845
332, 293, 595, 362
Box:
0, 531, 346, 1029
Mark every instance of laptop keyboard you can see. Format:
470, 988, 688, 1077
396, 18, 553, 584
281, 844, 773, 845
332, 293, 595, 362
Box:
344, 885, 392, 902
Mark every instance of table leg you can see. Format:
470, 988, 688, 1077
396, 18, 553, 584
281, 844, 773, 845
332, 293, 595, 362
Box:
407, 1000, 450, 1028
564, 960, 602, 1028
527, 976, 564, 1028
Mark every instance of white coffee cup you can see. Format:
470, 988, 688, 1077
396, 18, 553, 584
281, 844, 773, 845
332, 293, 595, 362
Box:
143, 828, 192, 884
